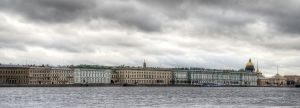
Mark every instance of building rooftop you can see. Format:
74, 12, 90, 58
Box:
113, 67, 171, 71
0, 64, 30, 68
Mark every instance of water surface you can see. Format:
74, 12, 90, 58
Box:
0, 87, 299, 108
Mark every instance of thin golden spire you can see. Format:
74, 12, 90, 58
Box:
256, 60, 259, 73
277, 65, 279, 75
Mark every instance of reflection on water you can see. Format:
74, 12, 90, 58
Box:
0, 87, 299, 108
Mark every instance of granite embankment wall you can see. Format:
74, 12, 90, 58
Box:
0, 84, 283, 87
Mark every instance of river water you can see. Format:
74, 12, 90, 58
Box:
0, 87, 299, 108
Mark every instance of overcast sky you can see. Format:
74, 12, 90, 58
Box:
0, 0, 299, 77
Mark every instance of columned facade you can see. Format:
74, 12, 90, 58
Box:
114, 68, 172, 85
74, 68, 112, 84
50, 67, 74, 84
173, 68, 257, 86
269, 73, 286, 86
172, 69, 189, 85
28, 66, 51, 85
0, 65, 29, 84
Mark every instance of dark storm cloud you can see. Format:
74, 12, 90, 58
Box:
1, 0, 300, 34
0, 0, 299, 50
193, 0, 300, 34
143, 0, 300, 35
0, 0, 162, 32
0, 0, 95, 22
140, 0, 188, 19
261, 39, 300, 51
0, 0, 300, 75
95, 2, 161, 32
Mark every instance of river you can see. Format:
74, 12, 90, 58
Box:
0, 87, 299, 108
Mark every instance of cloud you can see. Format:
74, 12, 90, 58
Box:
193, 0, 300, 34
0, 0, 299, 76
0, 0, 162, 32
0, 0, 95, 22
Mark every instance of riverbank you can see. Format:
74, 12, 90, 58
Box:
0, 84, 297, 87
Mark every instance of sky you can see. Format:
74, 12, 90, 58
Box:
0, 0, 299, 77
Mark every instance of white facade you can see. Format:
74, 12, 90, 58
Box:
241, 73, 257, 86
173, 70, 189, 84
173, 68, 257, 86
74, 68, 112, 84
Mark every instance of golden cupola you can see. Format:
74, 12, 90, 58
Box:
245, 59, 255, 72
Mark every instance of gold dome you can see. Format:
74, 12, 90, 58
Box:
245, 59, 255, 72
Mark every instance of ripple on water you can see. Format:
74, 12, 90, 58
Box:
0, 87, 299, 108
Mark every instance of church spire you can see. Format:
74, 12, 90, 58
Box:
277, 65, 279, 75
143, 59, 146, 68
256, 60, 260, 73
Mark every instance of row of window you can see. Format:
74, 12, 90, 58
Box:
120, 79, 167, 84
75, 70, 111, 73
76, 78, 110, 83
29, 71, 49, 73
117, 71, 171, 75
75, 72, 110, 77
50, 74, 73, 77
1, 79, 27, 84
0, 76, 27, 79
118, 75, 171, 79
0, 71, 27, 74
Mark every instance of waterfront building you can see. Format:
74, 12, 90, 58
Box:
257, 78, 269, 86
268, 73, 286, 86
111, 71, 118, 84
267, 66, 287, 86
284, 75, 300, 86
0, 65, 29, 84
113, 61, 172, 85
188, 68, 257, 86
257, 71, 269, 86
50, 67, 74, 84
74, 68, 112, 84
174, 59, 258, 86
172, 68, 189, 85
28, 66, 51, 85
114, 67, 172, 85
255, 61, 269, 86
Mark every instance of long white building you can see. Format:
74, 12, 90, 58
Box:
74, 68, 112, 84
190, 68, 257, 86
172, 68, 257, 86
172, 59, 259, 86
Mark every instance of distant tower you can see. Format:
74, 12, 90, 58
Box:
256, 61, 260, 73
277, 65, 279, 75
143, 59, 146, 68
256, 60, 263, 77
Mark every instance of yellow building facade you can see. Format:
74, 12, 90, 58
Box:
113, 68, 172, 85
269, 73, 286, 86
50, 67, 74, 84
257, 78, 269, 86
257, 73, 287, 87
28, 66, 51, 85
